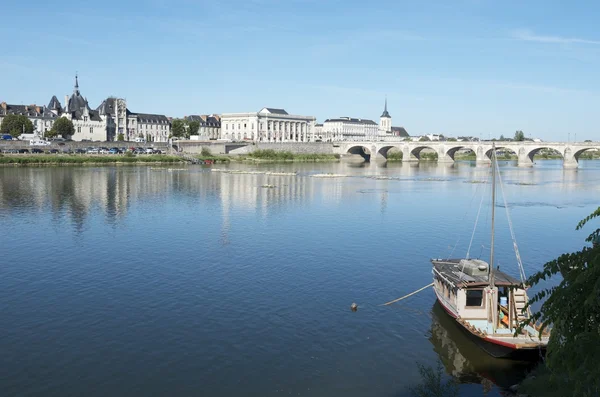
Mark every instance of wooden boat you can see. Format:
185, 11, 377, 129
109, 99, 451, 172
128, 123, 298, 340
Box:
431, 143, 549, 359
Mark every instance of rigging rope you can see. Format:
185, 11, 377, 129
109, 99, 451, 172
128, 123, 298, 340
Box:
466, 167, 492, 259
447, 176, 487, 258
495, 159, 527, 284
380, 283, 434, 306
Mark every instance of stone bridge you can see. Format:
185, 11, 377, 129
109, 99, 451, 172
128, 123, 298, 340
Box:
335, 141, 600, 168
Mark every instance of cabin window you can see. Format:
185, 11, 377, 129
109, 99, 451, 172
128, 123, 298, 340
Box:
465, 289, 484, 307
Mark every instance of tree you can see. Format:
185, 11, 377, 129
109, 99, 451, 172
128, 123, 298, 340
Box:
51, 117, 75, 139
446, 137, 457, 142
410, 361, 459, 397
117, 133, 124, 141
419, 136, 431, 142
187, 120, 200, 136
499, 134, 505, 141
171, 119, 186, 138
520, 207, 600, 396
514, 130, 525, 141
0, 114, 34, 138
45, 129, 58, 138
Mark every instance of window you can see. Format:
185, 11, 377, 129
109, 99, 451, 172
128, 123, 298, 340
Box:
465, 290, 484, 307
244, 124, 247, 128
77, 127, 81, 133
226, 124, 228, 130
83, 116, 88, 122
90, 127, 94, 134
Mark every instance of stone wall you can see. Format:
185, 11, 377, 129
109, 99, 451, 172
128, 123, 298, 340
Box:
228, 142, 334, 155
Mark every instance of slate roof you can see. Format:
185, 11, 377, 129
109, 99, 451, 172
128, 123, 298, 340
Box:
97, 98, 117, 116
262, 108, 289, 115
185, 115, 221, 127
0, 103, 57, 119
324, 117, 378, 125
131, 112, 170, 124
391, 126, 409, 137
48, 96, 62, 110
381, 98, 391, 118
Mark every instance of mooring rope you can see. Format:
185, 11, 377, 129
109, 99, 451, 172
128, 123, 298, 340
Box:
380, 283, 434, 306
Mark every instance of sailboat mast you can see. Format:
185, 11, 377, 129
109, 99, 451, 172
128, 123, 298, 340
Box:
489, 143, 496, 288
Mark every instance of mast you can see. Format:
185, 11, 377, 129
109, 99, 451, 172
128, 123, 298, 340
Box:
489, 142, 496, 288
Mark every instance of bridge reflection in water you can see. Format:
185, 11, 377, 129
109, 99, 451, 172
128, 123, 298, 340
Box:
428, 301, 537, 390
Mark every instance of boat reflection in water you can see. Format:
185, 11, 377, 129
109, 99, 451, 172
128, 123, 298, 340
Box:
428, 302, 537, 390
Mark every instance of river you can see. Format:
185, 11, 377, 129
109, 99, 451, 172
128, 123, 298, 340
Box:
1, 160, 599, 397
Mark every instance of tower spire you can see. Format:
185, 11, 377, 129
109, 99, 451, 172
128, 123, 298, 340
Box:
380, 96, 391, 118
74, 73, 80, 95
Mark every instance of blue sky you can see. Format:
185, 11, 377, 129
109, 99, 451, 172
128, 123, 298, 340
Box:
2, 0, 599, 141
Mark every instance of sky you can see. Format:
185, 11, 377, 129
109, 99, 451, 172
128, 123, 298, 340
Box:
1, 0, 599, 141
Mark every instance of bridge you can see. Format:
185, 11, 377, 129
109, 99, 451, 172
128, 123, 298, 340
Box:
335, 141, 600, 168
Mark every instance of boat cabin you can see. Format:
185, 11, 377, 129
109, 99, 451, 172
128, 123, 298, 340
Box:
431, 258, 530, 330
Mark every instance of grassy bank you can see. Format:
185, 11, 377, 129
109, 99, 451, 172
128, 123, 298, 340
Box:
0, 154, 184, 165
240, 149, 340, 162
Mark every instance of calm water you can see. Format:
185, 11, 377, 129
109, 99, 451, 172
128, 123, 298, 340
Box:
1, 160, 599, 397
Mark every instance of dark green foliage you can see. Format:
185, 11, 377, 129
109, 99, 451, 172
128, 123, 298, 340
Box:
0, 155, 182, 164
200, 147, 212, 157
387, 150, 403, 161
519, 207, 600, 396
419, 136, 431, 142
117, 133, 124, 141
0, 114, 34, 137
410, 361, 459, 397
514, 130, 525, 141
171, 119, 186, 138
187, 120, 200, 136
51, 118, 75, 139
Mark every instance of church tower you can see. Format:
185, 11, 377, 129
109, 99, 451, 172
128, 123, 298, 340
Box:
380, 97, 391, 133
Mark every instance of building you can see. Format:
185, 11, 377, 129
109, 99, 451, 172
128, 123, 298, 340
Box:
220, 107, 315, 142
61, 75, 109, 141
96, 97, 128, 141
321, 99, 409, 142
0, 101, 60, 138
314, 123, 324, 141
185, 115, 221, 140
322, 117, 379, 141
128, 113, 170, 142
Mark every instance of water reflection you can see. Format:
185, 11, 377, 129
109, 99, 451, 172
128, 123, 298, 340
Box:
0, 161, 598, 235
428, 302, 536, 390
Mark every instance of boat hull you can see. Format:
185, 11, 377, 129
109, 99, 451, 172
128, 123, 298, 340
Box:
434, 290, 546, 360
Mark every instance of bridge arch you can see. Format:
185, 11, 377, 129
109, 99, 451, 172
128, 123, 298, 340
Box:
485, 146, 518, 161
574, 147, 600, 162
444, 145, 473, 161
377, 145, 403, 160
346, 145, 372, 161
411, 146, 438, 161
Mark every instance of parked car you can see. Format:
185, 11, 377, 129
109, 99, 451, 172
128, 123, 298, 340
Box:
48, 149, 59, 154
3, 148, 19, 154
153, 149, 163, 154
2, 134, 13, 140
145, 147, 154, 154
18, 149, 30, 154
99, 147, 110, 154
108, 148, 121, 154
74, 148, 87, 154
31, 148, 44, 154
87, 147, 100, 154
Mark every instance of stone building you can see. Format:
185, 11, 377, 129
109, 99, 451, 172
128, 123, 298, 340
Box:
186, 114, 221, 139
322, 117, 380, 141
61, 76, 109, 141
0, 101, 59, 137
130, 113, 170, 142
220, 107, 315, 142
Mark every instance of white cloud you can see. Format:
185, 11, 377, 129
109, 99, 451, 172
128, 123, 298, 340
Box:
512, 29, 600, 45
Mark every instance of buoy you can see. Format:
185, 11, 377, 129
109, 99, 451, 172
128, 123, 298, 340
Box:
350, 303, 358, 312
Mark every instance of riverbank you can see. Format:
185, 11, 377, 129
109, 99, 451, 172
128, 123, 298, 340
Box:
0, 154, 185, 165
232, 149, 340, 162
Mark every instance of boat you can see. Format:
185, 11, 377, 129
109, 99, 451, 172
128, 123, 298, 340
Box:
431, 143, 549, 359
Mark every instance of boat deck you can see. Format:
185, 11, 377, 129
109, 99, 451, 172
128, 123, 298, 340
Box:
432, 258, 522, 287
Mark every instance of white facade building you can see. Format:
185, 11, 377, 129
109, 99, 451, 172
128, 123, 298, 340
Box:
321, 99, 409, 142
322, 117, 380, 142
220, 108, 315, 142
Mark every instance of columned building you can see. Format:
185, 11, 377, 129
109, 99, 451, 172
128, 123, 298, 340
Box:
220, 108, 315, 142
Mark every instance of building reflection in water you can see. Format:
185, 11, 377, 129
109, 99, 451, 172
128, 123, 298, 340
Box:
428, 301, 537, 391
